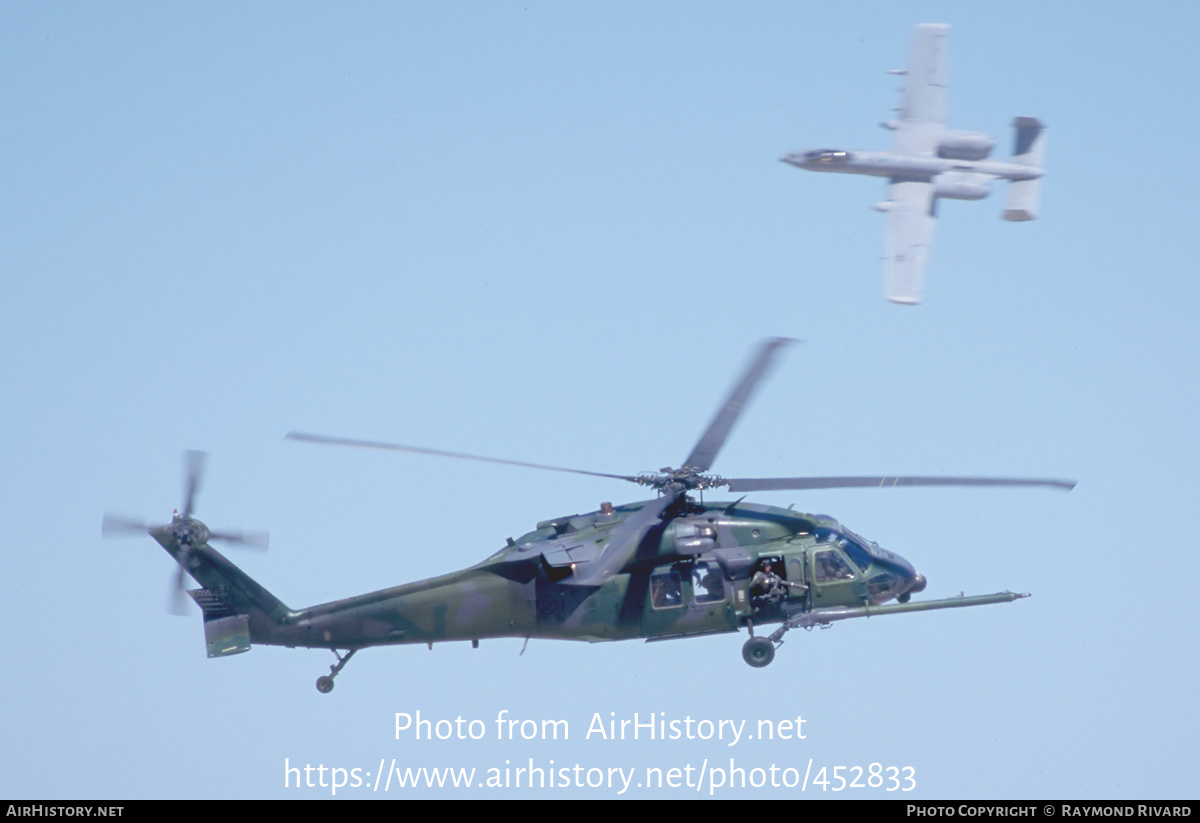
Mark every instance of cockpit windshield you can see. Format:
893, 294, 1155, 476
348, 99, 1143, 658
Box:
815, 527, 872, 572
817, 525, 913, 576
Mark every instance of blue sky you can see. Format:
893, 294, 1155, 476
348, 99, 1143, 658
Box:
3, 1, 1197, 798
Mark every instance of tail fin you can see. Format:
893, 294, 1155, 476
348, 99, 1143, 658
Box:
185, 545, 291, 657
1004, 117, 1046, 221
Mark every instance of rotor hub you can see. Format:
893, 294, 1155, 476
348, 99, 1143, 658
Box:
171, 517, 209, 548
636, 467, 728, 493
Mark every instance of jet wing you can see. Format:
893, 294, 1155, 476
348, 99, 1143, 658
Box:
883, 179, 936, 304
892, 23, 948, 156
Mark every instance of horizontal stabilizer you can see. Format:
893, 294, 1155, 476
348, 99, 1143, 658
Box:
1005, 117, 1046, 221
201, 614, 252, 658
1011, 117, 1045, 164
1004, 180, 1040, 221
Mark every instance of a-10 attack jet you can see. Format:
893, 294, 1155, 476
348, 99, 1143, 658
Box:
781, 23, 1046, 305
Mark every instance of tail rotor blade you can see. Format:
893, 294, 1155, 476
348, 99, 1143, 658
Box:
169, 563, 190, 616
102, 513, 155, 536
182, 450, 207, 519
209, 528, 269, 550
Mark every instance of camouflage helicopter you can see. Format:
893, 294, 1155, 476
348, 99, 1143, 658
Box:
104, 339, 1073, 693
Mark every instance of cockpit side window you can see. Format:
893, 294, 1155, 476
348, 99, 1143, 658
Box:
840, 538, 872, 572
814, 549, 855, 583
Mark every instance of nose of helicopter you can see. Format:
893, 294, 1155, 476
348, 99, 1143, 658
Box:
895, 570, 926, 602
880, 549, 924, 601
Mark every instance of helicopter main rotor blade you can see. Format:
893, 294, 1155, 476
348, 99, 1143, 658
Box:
287, 432, 642, 485
182, 450, 207, 519
570, 492, 680, 586
682, 338, 793, 473
724, 476, 1076, 492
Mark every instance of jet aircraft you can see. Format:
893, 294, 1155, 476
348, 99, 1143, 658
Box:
781, 24, 1046, 304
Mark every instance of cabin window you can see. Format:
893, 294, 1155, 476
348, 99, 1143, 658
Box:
692, 561, 726, 604
650, 570, 683, 609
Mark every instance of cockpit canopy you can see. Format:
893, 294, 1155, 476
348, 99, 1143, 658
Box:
814, 525, 914, 578
804, 149, 852, 164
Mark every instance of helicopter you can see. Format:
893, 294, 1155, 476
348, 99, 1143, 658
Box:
104, 339, 1073, 693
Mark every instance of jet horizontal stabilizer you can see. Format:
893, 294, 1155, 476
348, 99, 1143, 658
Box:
1004, 117, 1046, 221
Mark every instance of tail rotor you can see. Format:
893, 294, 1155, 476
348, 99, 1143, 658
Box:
102, 451, 268, 614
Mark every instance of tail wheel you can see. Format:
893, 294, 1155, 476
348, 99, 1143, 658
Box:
316, 676, 335, 694
742, 636, 775, 668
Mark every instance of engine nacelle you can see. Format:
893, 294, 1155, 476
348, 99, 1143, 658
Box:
933, 171, 991, 201
937, 130, 995, 161
670, 520, 716, 555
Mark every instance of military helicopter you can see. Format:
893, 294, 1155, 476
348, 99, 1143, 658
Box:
104, 339, 1073, 693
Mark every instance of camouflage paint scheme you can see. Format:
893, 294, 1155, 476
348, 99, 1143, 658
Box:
124, 340, 1053, 690
158, 497, 1021, 664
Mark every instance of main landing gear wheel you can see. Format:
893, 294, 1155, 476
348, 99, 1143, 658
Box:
316, 649, 357, 694
742, 636, 775, 668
